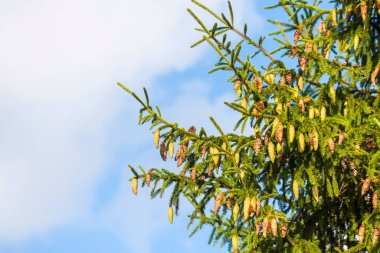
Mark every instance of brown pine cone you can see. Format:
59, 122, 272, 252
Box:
160, 143, 167, 161
290, 46, 298, 58
294, 29, 302, 44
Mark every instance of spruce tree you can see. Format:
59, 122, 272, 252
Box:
118, 0, 380, 252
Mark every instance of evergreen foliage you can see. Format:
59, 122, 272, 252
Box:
118, 0, 380, 252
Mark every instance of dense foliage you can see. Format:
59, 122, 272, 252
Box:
119, 0, 380, 252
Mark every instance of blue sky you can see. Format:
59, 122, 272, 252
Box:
0, 0, 285, 252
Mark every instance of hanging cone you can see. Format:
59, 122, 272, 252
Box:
168, 141, 174, 159
297, 76, 304, 90
313, 130, 319, 151
354, 34, 360, 50
328, 138, 335, 154
338, 131, 345, 145
361, 178, 371, 196
207, 166, 213, 177
329, 85, 336, 104
340, 155, 348, 170
359, 224, 365, 243
160, 143, 167, 161
373, 228, 379, 245
250, 197, 257, 216
290, 46, 298, 58
256, 198, 261, 216
298, 133, 305, 152
349, 161, 358, 176
210, 147, 220, 166
285, 72, 293, 84
271, 218, 278, 237
145, 172, 151, 187
320, 106, 326, 121
263, 217, 269, 238
191, 167, 197, 182
293, 180, 299, 200
268, 141, 275, 163
308, 132, 314, 148
275, 124, 284, 144
243, 196, 250, 221
168, 206, 174, 224
305, 42, 314, 53
264, 133, 269, 146
373, 191, 378, 209
234, 80, 242, 97
371, 67, 380, 86
298, 57, 307, 71
154, 130, 160, 149
294, 29, 302, 44
201, 146, 207, 160
214, 192, 224, 214
254, 137, 262, 154
298, 98, 305, 112
233, 203, 239, 222
226, 196, 231, 210
280, 76, 285, 86
132, 177, 138, 196
256, 77, 263, 92
361, 2, 368, 22
232, 235, 239, 253
318, 20, 326, 34
255, 221, 261, 235
288, 124, 295, 144
281, 223, 287, 238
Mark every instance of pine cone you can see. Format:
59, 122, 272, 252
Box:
298, 56, 307, 71
258, 101, 265, 110
365, 138, 377, 151
264, 133, 269, 146
255, 77, 263, 93
201, 146, 207, 160
349, 161, 358, 176
338, 131, 345, 145
373, 227, 379, 245
254, 137, 262, 154
191, 167, 197, 182
361, 178, 372, 196
290, 46, 298, 58
298, 98, 305, 112
214, 192, 224, 214
373, 191, 378, 209
145, 173, 151, 187
328, 138, 335, 154
255, 198, 261, 216
263, 217, 269, 238
361, 2, 368, 22
275, 124, 284, 144
294, 29, 302, 44
340, 155, 348, 170
226, 197, 231, 210
318, 20, 326, 34
271, 218, 278, 237
305, 42, 314, 53
255, 221, 261, 236
160, 143, 167, 161
359, 224, 365, 243
285, 72, 293, 84
308, 132, 314, 148
250, 197, 257, 216
243, 196, 250, 221
279, 76, 285, 86
281, 223, 287, 238
371, 67, 379, 87
132, 177, 138, 196
207, 166, 213, 177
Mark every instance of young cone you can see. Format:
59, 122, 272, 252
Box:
233, 203, 239, 222
250, 197, 256, 216
268, 141, 275, 163
191, 167, 197, 182
214, 192, 224, 214
145, 173, 151, 187
328, 138, 335, 154
168, 141, 174, 158
320, 106, 326, 121
168, 206, 174, 224
271, 218, 278, 237
281, 223, 287, 238
255, 221, 261, 236
294, 29, 302, 44
132, 177, 138, 196
154, 130, 160, 149
338, 131, 345, 145
275, 124, 284, 144
288, 124, 295, 144
255, 198, 261, 216
243, 196, 250, 221
358, 224, 365, 242
232, 235, 239, 253
201, 146, 207, 160
293, 180, 299, 200
298, 133, 305, 152
290, 46, 298, 58
263, 217, 269, 238
373, 191, 378, 209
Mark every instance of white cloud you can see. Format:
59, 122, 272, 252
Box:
0, 0, 264, 247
